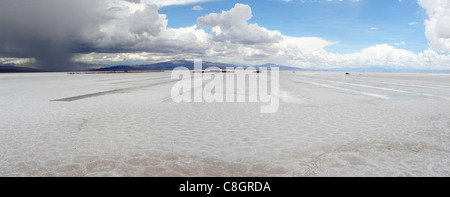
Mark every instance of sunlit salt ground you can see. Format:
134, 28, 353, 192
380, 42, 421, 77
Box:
1, 71, 450, 177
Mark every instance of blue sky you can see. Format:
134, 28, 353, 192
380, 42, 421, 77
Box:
160, 0, 429, 54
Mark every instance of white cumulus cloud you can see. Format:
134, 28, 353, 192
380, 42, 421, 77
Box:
419, 0, 450, 52
192, 5, 204, 10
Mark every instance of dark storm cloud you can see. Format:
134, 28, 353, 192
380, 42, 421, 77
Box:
0, 0, 167, 71
0, 0, 108, 71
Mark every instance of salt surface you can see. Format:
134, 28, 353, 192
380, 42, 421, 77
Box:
1, 71, 450, 177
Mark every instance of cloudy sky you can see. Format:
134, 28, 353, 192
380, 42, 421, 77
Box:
0, 0, 449, 70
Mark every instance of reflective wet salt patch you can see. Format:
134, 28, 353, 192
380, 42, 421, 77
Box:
295, 79, 405, 101
295, 76, 450, 101
110, 75, 172, 84
278, 90, 304, 104
53, 79, 179, 102
312, 73, 450, 91
302, 77, 423, 95
94, 73, 169, 82
362, 75, 450, 90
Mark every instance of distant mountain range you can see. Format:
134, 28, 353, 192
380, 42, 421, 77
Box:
0, 64, 43, 72
92, 62, 450, 73
89, 60, 306, 72
2, 61, 450, 73
1, 61, 305, 72
328, 66, 450, 73
90, 60, 234, 71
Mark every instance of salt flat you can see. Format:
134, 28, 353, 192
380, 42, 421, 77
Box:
1, 71, 450, 177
